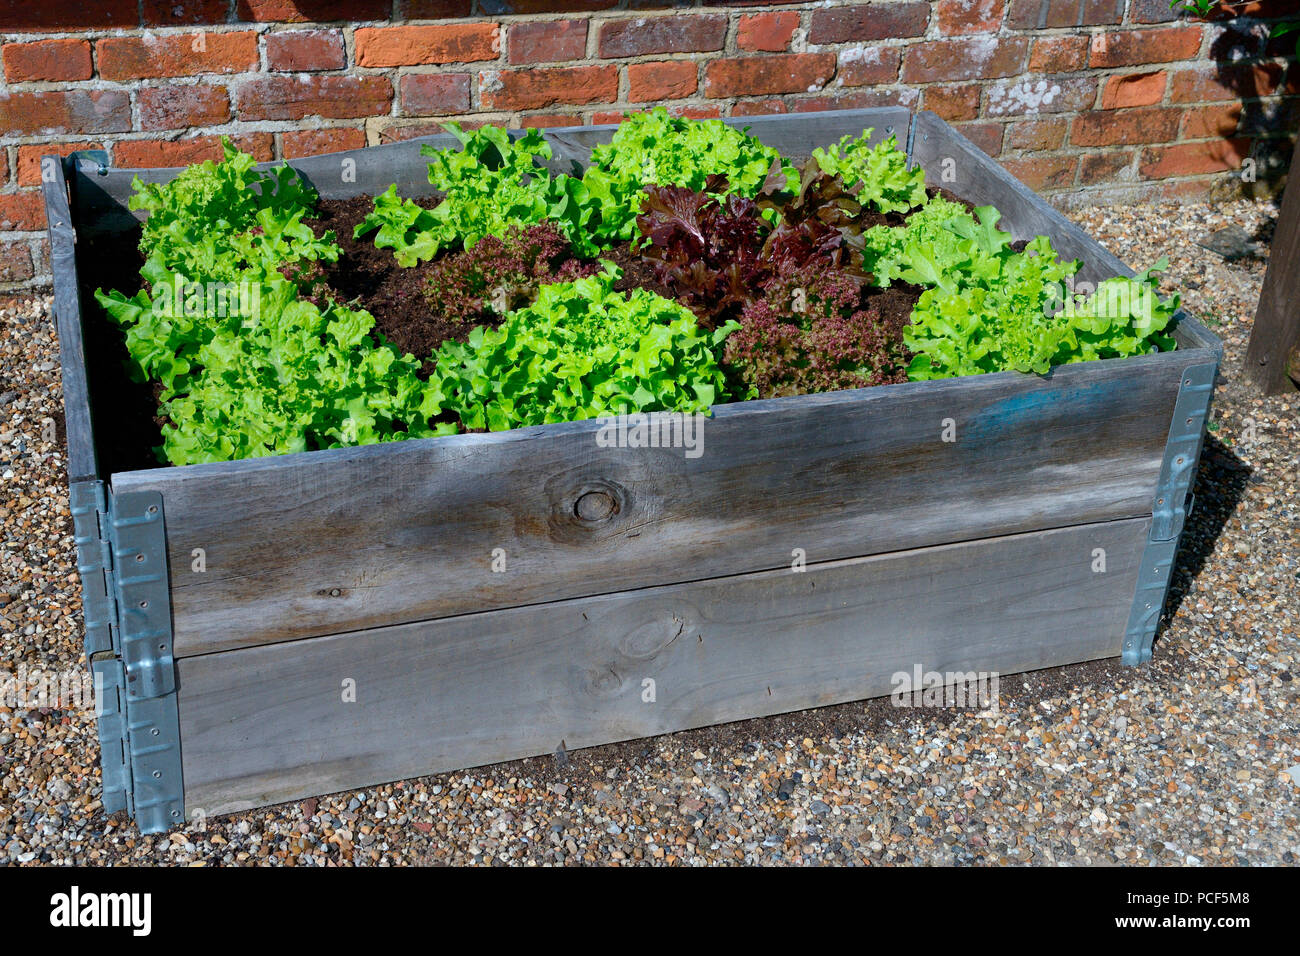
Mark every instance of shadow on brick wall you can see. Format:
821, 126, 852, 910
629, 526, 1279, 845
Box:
1205, 9, 1297, 196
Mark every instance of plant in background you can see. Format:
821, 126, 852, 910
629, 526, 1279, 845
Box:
128, 139, 339, 284
583, 108, 799, 244
355, 124, 600, 264
812, 129, 929, 215
423, 266, 737, 432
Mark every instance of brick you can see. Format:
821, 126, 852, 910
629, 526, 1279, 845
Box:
0, 0, 136, 31
1239, 99, 1299, 136
0, 150, 7, 186
399, 0, 474, 16
598, 15, 727, 58
0, 191, 45, 232
143, 0, 229, 25
704, 54, 836, 98
377, 121, 483, 144
355, 24, 501, 67
266, 30, 346, 72
98, 31, 259, 80
1088, 29, 1203, 69
237, 75, 393, 120
281, 127, 367, 158
0, 90, 131, 135
999, 155, 1077, 190
115, 134, 275, 168
1005, 118, 1067, 151
480, 65, 617, 110
984, 76, 1097, 117
399, 73, 472, 114
837, 47, 901, 87
593, 104, 720, 124
1028, 35, 1089, 73
935, 0, 1005, 35
0, 241, 33, 283
236, 0, 390, 20
793, 87, 920, 112
479, 0, 614, 12
1168, 63, 1289, 103
139, 85, 231, 130
808, 3, 929, 43
1071, 107, 1181, 146
954, 121, 1003, 157
1181, 103, 1243, 140
1101, 72, 1167, 109
903, 37, 1029, 83
732, 99, 787, 116
1078, 152, 1133, 184
1129, 0, 1181, 24
628, 60, 697, 102
674, 106, 722, 120
1140, 138, 1252, 178
922, 84, 982, 123
2, 39, 93, 82
737, 11, 799, 52
520, 113, 583, 128
508, 20, 586, 64
1007, 0, 1121, 29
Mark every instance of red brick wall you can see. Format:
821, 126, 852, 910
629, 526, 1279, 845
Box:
1, 0, 1296, 289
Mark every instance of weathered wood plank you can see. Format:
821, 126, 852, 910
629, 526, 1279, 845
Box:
1245, 146, 1300, 395
43, 157, 99, 482
116, 351, 1190, 657
908, 111, 1222, 356
178, 515, 1149, 816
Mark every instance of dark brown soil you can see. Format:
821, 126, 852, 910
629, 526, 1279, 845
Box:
929, 185, 978, 215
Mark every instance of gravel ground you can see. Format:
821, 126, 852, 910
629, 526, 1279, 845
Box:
0, 198, 1297, 866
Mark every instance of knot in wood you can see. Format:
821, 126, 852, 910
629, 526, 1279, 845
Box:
574, 491, 616, 522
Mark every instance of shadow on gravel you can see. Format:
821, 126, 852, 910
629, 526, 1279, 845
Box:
1158, 433, 1252, 646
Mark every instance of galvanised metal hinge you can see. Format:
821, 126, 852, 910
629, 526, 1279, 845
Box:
69, 480, 184, 832
1122, 362, 1218, 666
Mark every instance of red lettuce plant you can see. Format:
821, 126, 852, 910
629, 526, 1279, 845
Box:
633, 167, 909, 398
425, 221, 599, 332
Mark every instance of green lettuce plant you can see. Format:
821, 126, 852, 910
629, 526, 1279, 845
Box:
95, 277, 438, 465
899, 207, 1178, 379
582, 108, 798, 244
812, 129, 929, 215
424, 266, 737, 432
355, 124, 599, 263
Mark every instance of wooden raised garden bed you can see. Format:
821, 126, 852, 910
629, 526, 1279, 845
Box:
44, 108, 1223, 833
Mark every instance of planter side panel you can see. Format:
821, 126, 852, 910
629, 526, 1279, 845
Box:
115, 352, 1190, 657
178, 515, 1150, 815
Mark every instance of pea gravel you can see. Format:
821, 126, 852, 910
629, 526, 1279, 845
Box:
0, 198, 1297, 866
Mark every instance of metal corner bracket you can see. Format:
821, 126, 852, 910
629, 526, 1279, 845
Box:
70, 480, 184, 832
1122, 361, 1218, 665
